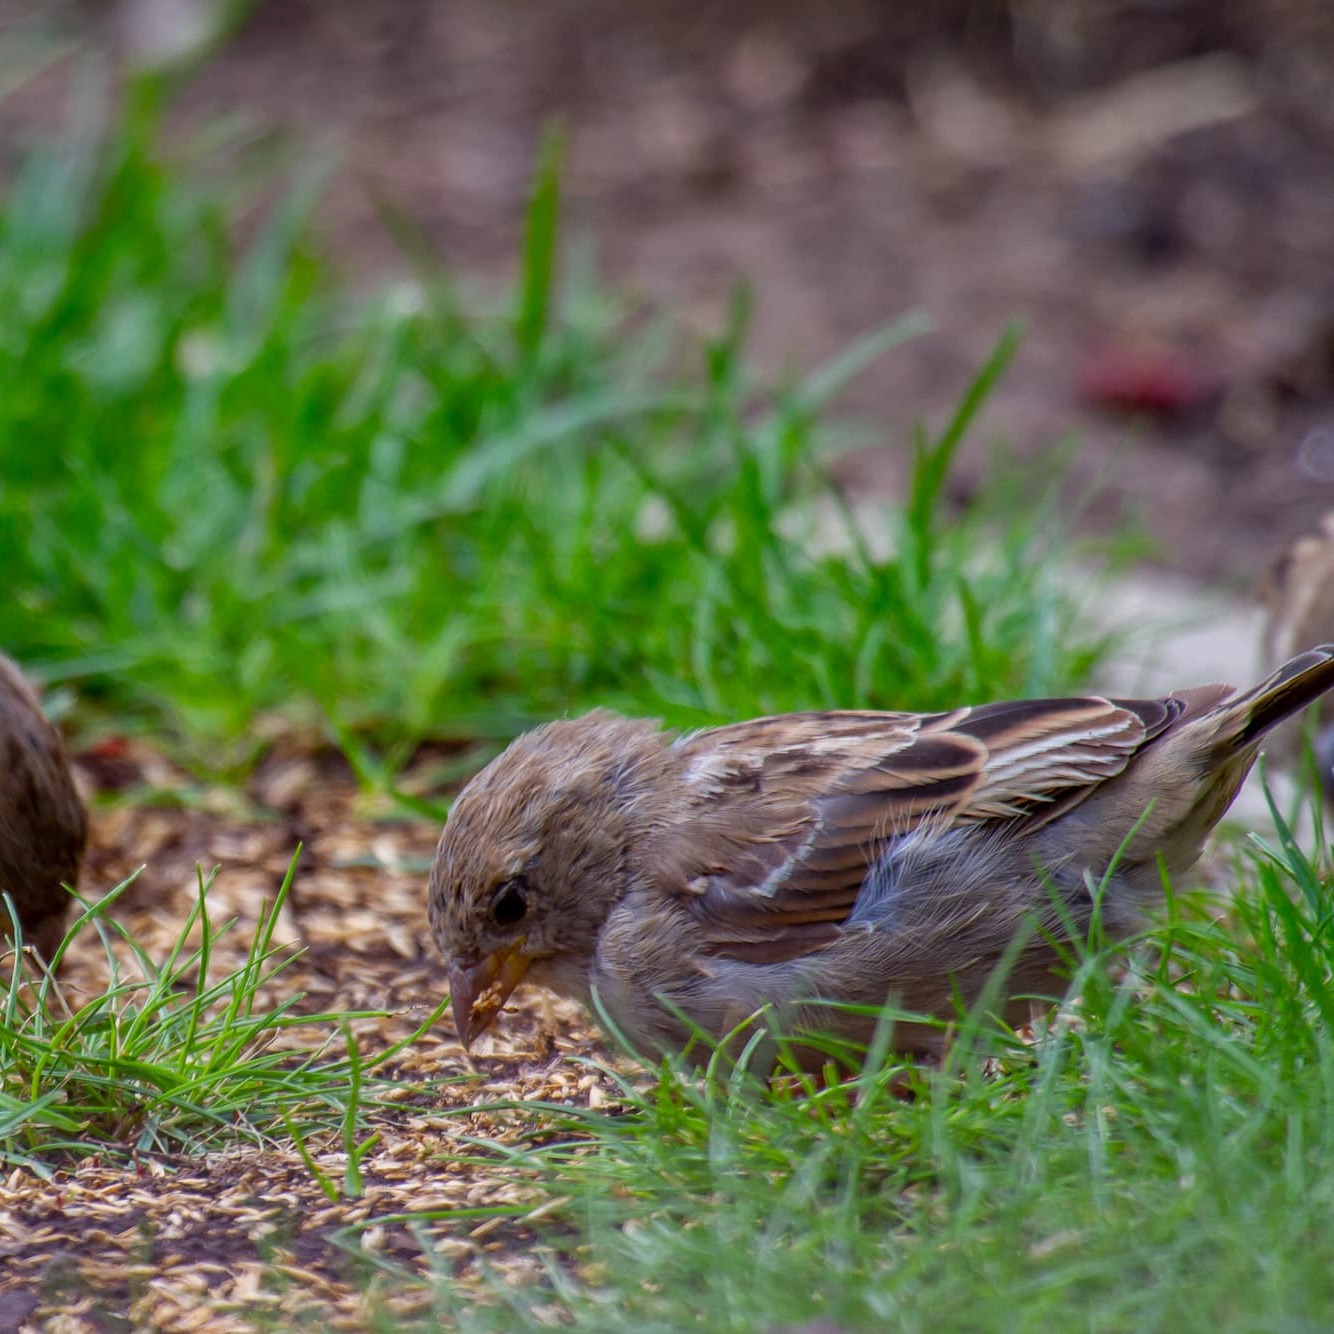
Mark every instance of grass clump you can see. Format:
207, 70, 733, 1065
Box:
0, 105, 1102, 778
0, 854, 441, 1172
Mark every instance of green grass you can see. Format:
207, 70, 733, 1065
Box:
6, 85, 1332, 1333
364, 802, 1334, 1332
0, 101, 1101, 782
0, 854, 448, 1172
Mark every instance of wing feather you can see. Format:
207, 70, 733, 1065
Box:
664, 695, 1184, 962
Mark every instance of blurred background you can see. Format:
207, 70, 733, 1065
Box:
4, 0, 1334, 763
6, 0, 1332, 580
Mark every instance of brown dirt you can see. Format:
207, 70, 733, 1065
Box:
0, 742, 626, 1329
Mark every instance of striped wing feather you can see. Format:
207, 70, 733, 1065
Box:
674, 695, 1184, 962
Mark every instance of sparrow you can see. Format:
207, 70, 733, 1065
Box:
0, 653, 88, 962
1260, 512, 1334, 807
428, 646, 1334, 1064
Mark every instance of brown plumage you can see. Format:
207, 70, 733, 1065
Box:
1261, 513, 1334, 807
428, 647, 1334, 1065
0, 653, 87, 962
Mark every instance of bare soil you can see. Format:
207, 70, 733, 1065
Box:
0, 740, 624, 1328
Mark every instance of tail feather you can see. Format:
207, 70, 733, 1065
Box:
1209, 644, 1334, 752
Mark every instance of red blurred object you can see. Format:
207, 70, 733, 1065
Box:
87, 734, 131, 759
1077, 345, 1219, 420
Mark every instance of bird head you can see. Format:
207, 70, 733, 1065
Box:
427, 711, 671, 1048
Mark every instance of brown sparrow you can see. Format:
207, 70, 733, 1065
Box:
1261, 513, 1334, 807
429, 647, 1334, 1063
0, 653, 88, 962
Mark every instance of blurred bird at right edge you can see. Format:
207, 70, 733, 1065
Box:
1261, 512, 1334, 810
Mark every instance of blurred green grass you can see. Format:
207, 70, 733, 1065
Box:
0, 104, 1102, 780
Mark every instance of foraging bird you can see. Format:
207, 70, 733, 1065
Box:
1261, 513, 1334, 808
429, 647, 1334, 1063
0, 653, 87, 962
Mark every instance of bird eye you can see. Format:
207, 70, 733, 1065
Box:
491, 878, 528, 928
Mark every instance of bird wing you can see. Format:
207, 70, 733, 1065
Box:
666, 696, 1185, 963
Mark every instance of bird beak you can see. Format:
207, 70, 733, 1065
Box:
449, 943, 532, 1050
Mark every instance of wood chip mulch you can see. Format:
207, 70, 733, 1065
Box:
0, 738, 626, 1331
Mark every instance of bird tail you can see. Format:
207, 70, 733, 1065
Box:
1201, 644, 1334, 757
